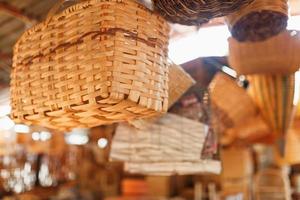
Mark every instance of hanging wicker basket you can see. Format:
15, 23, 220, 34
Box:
209, 73, 258, 126
10, 0, 170, 130
110, 113, 221, 175
226, 0, 288, 42
229, 30, 300, 75
247, 74, 296, 137
152, 0, 254, 25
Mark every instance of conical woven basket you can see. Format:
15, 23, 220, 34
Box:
247, 74, 296, 137
229, 30, 300, 75
226, 0, 288, 42
153, 0, 254, 25
10, 0, 170, 130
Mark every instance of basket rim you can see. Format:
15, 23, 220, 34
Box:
14, 0, 162, 52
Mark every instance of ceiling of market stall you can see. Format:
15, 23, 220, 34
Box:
0, 0, 299, 87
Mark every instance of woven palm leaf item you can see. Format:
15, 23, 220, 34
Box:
209, 73, 271, 144
226, 0, 288, 42
10, 0, 170, 130
247, 74, 296, 138
110, 113, 221, 175
229, 30, 300, 75
152, 0, 254, 25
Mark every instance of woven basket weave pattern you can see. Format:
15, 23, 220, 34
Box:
153, 0, 254, 25
11, 0, 170, 130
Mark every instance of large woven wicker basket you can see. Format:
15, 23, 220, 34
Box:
153, 0, 254, 25
11, 0, 170, 130
226, 0, 288, 42
229, 30, 300, 75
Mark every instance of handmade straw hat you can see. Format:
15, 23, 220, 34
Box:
153, 0, 254, 25
229, 30, 300, 75
11, 0, 170, 130
226, 0, 288, 42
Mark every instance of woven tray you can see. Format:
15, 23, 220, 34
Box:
110, 113, 207, 163
247, 74, 295, 137
153, 0, 254, 25
226, 0, 288, 42
10, 0, 170, 130
229, 30, 300, 75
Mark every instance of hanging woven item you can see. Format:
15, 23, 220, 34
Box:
229, 30, 300, 75
110, 113, 221, 175
152, 0, 254, 26
10, 0, 170, 130
226, 0, 288, 42
247, 74, 296, 138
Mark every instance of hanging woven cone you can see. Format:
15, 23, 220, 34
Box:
247, 74, 296, 137
152, 0, 254, 25
228, 30, 300, 75
226, 0, 288, 42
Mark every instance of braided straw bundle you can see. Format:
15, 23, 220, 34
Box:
153, 0, 254, 25
226, 0, 288, 42
11, 0, 170, 130
229, 30, 300, 75
247, 74, 296, 137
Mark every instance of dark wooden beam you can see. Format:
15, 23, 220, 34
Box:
0, 2, 38, 25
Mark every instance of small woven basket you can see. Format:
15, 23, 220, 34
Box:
247, 74, 296, 137
153, 0, 254, 25
209, 73, 258, 126
226, 0, 288, 42
229, 30, 300, 75
11, 0, 170, 130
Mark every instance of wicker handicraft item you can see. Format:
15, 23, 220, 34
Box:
247, 74, 296, 137
284, 128, 300, 165
229, 30, 300, 75
11, 0, 170, 130
226, 0, 288, 42
254, 168, 291, 200
153, 0, 254, 26
110, 113, 221, 175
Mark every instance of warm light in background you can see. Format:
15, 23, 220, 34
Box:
169, 16, 300, 65
65, 129, 89, 145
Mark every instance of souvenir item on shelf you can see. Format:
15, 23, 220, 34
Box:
226, 0, 288, 42
153, 0, 254, 25
110, 113, 221, 175
229, 30, 300, 75
11, 0, 170, 130
254, 168, 291, 200
247, 74, 296, 137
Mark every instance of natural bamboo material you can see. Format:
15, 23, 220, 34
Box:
247, 74, 296, 137
254, 168, 291, 200
209, 73, 258, 126
129, 62, 195, 129
153, 0, 254, 25
110, 113, 207, 163
124, 160, 221, 175
226, 0, 288, 41
10, 0, 170, 130
229, 31, 300, 75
